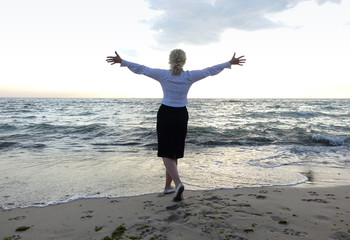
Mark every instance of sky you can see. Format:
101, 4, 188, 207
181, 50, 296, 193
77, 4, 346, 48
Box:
0, 0, 349, 98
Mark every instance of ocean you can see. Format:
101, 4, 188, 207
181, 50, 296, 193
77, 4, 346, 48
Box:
1, 98, 349, 210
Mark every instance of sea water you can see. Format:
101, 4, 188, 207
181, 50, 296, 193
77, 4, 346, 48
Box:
0, 98, 349, 209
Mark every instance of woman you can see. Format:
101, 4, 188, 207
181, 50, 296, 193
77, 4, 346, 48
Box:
106, 49, 246, 201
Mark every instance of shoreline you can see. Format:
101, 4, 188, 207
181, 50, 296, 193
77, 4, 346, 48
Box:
1, 183, 349, 240
3, 164, 350, 212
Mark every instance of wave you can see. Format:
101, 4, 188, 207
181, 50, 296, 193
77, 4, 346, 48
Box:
70, 124, 106, 134
248, 154, 293, 168
1, 98, 349, 155
92, 141, 140, 147
312, 134, 349, 146
0, 141, 17, 149
3, 123, 349, 150
24, 123, 108, 135
22, 143, 46, 148
0, 124, 17, 132
0, 141, 46, 150
27, 123, 58, 132
244, 110, 342, 119
79, 111, 94, 116
296, 111, 316, 116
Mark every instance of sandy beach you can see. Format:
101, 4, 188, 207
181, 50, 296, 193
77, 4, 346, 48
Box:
1, 182, 349, 240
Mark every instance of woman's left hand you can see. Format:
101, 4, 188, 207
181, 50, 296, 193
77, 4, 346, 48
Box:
106, 51, 122, 65
230, 53, 246, 66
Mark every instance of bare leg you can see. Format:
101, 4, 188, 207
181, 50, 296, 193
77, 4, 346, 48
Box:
165, 170, 173, 189
163, 157, 181, 187
165, 159, 178, 189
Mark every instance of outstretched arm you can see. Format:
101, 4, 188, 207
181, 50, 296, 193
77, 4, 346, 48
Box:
106, 51, 122, 65
189, 52, 246, 83
230, 53, 246, 66
106, 51, 167, 81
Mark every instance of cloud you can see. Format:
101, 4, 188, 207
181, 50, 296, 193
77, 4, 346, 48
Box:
315, 0, 341, 4
145, 0, 341, 47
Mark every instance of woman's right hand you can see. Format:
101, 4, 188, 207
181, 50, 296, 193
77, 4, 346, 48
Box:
106, 51, 122, 65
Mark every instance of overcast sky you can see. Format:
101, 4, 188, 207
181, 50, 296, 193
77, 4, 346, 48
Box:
0, 0, 349, 98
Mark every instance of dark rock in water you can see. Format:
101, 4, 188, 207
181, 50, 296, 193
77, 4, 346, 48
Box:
302, 170, 314, 182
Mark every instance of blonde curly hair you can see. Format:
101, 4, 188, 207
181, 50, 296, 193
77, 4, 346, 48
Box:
169, 49, 186, 75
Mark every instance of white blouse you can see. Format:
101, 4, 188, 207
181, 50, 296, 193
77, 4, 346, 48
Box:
121, 59, 231, 107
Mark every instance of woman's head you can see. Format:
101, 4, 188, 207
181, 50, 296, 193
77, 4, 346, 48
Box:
169, 49, 186, 75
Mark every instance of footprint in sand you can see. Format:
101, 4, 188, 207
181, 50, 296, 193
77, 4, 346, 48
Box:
8, 216, 26, 221
165, 212, 182, 222
166, 204, 181, 211
81, 210, 94, 220
329, 231, 350, 240
315, 215, 330, 220
301, 199, 329, 204
232, 193, 244, 197
248, 194, 267, 200
283, 228, 308, 237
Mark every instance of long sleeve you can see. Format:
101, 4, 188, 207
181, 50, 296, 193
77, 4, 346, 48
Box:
119, 59, 232, 107
120, 59, 167, 82
187, 61, 231, 83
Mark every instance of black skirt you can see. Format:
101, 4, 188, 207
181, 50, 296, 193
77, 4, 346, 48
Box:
157, 104, 189, 159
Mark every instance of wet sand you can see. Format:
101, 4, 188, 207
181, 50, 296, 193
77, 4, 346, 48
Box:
1, 184, 350, 240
